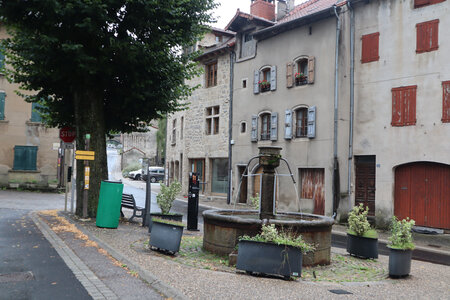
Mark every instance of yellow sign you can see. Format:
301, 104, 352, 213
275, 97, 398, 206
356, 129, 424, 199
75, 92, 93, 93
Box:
75, 155, 95, 161
76, 150, 95, 156
84, 166, 90, 190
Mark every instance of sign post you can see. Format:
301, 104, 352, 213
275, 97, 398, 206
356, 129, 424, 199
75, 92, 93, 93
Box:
59, 127, 76, 212
79, 134, 91, 219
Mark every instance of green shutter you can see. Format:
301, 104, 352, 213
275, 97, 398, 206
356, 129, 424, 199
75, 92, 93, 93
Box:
13, 146, 38, 170
0, 46, 4, 70
0, 91, 5, 120
31, 102, 42, 122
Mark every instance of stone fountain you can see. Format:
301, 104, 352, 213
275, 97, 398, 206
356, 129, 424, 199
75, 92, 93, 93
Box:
203, 146, 334, 266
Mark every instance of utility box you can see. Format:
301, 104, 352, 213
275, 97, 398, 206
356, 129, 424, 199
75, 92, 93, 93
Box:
187, 172, 199, 231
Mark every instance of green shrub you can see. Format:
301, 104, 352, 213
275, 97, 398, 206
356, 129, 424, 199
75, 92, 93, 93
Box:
388, 216, 415, 250
347, 204, 376, 237
239, 224, 315, 253
156, 180, 182, 215
250, 193, 259, 210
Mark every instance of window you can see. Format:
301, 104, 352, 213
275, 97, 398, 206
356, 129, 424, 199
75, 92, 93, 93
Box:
206, 106, 219, 135
287, 57, 315, 88
443, 81, 450, 122
31, 102, 42, 123
295, 108, 308, 138
414, 0, 446, 8
240, 122, 247, 133
361, 32, 380, 63
211, 158, 228, 194
416, 20, 439, 53
299, 168, 325, 215
391, 86, 417, 126
215, 35, 222, 43
241, 32, 256, 58
253, 66, 277, 94
180, 117, 184, 140
13, 145, 37, 171
295, 59, 308, 86
172, 119, 176, 145
242, 79, 247, 88
260, 113, 271, 140
206, 62, 217, 87
0, 91, 5, 120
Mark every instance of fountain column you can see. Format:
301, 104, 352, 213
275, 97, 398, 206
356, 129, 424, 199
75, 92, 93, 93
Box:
258, 146, 282, 220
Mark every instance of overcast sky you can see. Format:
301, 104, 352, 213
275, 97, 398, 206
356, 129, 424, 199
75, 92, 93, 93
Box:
212, 0, 307, 29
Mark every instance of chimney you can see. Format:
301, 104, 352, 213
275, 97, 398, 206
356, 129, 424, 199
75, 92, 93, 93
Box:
250, 0, 276, 21
277, 0, 295, 21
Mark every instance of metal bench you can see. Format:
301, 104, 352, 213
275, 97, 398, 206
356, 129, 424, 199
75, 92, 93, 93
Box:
120, 193, 145, 222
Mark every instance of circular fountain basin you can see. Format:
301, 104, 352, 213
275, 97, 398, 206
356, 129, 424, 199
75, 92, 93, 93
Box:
203, 209, 335, 266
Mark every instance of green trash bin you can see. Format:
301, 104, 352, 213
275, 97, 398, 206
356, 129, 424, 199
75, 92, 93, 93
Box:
96, 180, 124, 228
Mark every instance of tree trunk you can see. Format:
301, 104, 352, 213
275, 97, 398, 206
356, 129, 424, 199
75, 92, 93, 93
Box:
74, 90, 108, 218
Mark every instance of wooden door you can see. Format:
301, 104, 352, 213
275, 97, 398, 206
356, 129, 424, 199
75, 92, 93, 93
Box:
395, 162, 450, 229
355, 156, 376, 216
237, 166, 248, 203
300, 168, 325, 215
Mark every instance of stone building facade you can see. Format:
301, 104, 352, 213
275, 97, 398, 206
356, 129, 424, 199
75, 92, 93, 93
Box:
0, 27, 60, 189
121, 125, 159, 170
165, 28, 235, 198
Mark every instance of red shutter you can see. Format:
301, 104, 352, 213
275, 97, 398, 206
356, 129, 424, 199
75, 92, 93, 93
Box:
404, 86, 417, 126
443, 81, 450, 122
414, 0, 431, 7
392, 86, 417, 126
416, 20, 439, 53
392, 88, 403, 126
361, 32, 379, 63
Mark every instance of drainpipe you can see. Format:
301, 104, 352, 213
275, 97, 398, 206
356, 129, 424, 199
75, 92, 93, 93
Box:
332, 5, 341, 218
227, 50, 235, 205
347, 1, 355, 212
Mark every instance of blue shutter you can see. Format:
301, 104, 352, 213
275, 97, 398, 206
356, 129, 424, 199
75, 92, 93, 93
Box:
0, 46, 4, 70
270, 112, 278, 141
31, 103, 42, 122
251, 115, 258, 142
0, 91, 5, 120
253, 70, 260, 94
307, 106, 316, 138
13, 146, 37, 170
270, 66, 277, 91
284, 109, 293, 140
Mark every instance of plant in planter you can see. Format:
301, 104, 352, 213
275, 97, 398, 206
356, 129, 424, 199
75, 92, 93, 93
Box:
294, 72, 307, 85
387, 216, 415, 277
153, 180, 183, 222
258, 80, 271, 92
149, 217, 184, 254
346, 204, 379, 259
236, 224, 314, 279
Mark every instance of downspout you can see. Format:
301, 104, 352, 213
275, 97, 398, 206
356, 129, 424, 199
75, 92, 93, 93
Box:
332, 5, 341, 219
227, 50, 235, 205
347, 1, 355, 212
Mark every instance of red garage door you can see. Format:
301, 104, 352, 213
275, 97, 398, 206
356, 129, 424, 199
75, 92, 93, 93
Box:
395, 162, 450, 230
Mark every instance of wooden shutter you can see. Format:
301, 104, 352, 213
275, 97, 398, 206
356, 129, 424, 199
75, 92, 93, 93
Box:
270, 66, 277, 91
253, 70, 260, 94
308, 56, 315, 83
442, 81, 450, 122
0, 91, 5, 120
284, 109, 293, 139
270, 112, 278, 141
307, 106, 316, 138
286, 62, 294, 88
416, 20, 439, 53
251, 115, 258, 142
13, 146, 37, 171
361, 33, 379, 63
404, 87, 417, 125
392, 86, 417, 126
415, 0, 431, 7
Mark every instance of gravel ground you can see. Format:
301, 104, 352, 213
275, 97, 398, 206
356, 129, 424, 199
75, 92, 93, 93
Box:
72, 215, 450, 300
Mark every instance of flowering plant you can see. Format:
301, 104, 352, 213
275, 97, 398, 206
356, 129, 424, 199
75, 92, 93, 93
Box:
388, 216, 415, 250
347, 203, 378, 238
258, 80, 270, 87
295, 72, 306, 79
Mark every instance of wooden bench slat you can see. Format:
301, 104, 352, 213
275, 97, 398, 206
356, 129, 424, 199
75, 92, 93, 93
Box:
120, 193, 145, 222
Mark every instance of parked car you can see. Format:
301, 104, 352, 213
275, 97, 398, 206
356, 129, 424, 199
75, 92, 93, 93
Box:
142, 166, 165, 183
128, 169, 142, 180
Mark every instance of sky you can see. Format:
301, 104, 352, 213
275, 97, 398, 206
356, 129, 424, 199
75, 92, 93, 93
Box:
212, 0, 308, 29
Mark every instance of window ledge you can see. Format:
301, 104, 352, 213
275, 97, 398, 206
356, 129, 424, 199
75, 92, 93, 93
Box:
9, 169, 41, 173
257, 140, 272, 146
292, 137, 310, 143
236, 54, 256, 63
26, 121, 43, 126
0, 119, 9, 124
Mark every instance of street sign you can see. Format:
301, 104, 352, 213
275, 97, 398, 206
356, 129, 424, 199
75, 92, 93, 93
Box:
60, 127, 76, 143
76, 150, 95, 156
76, 155, 95, 160
75, 150, 95, 161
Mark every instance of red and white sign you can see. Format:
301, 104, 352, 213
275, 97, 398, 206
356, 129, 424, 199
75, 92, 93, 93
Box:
59, 127, 76, 143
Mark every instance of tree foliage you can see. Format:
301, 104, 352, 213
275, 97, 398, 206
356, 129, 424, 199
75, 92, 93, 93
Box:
0, 0, 216, 217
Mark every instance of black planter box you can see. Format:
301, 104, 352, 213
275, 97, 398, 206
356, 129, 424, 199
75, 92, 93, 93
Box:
149, 220, 183, 254
236, 240, 303, 279
150, 213, 183, 222
389, 248, 412, 277
346, 233, 378, 259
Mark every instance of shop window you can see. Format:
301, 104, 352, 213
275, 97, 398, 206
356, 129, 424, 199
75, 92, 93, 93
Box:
211, 158, 228, 194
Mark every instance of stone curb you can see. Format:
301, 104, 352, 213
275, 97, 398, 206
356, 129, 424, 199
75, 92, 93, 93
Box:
31, 212, 118, 300
63, 213, 188, 300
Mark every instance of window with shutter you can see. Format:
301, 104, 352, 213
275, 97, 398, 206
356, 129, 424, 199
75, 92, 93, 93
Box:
307, 106, 316, 138
294, 58, 308, 86
361, 32, 380, 63
270, 66, 277, 91
0, 91, 5, 120
270, 112, 278, 141
260, 113, 271, 140
416, 20, 439, 53
251, 115, 258, 142
442, 81, 450, 123
13, 145, 38, 171
31, 102, 42, 123
286, 63, 294, 88
206, 62, 218, 87
295, 108, 308, 138
391, 86, 417, 127
414, 0, 446, 8
284, 109, 293, 139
